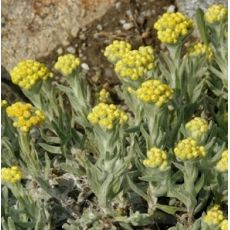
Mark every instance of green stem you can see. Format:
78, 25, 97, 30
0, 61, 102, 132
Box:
19, 132, 41, 172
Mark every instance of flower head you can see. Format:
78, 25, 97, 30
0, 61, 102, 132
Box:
10, 60, 53, 90
99, 89, 110, 103
203, 205, 225, 226
54, 54, 81, 76
205, 4, 227, 24
115, 46, 155, 81
1, 166, 22, 183
1, 100, 8, 108
154, 12, 194, 44
220, 219, 228, 230
6, 102, 45, 132
216, 150, 228, 172
185, 117, 209, 140
135, 79, 173, 107
174, 138, 206, 161
143, 147, 168, 170
188, 42, 213, 60
104, 40, 132, 63
87, 103, 128, 129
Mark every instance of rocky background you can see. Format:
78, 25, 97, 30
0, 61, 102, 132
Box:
1, 0, 227, 99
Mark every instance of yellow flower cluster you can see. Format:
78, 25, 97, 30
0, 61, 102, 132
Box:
6, 102, 45, 132
216, 150, 228, 172
154, 12, 194, 44
87, 103, 128, 129
220, 219, 228, 230
115, 46, 155, 81
203, 205, 225, 226
188, 42, 213, 60
143, 147, 168, 170
10, 60, 53, 90
205, 4, 227, 24
1, 100, 8, 107
104, 40, 132, 63
99, 89, 110, 103
185, 117, 209, 140
1, 166, 22, 183
174, 138, 206, 161
54, 54, 81, 76
135, 79, 173, 107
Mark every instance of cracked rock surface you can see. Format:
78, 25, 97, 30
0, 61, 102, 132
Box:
2, 0, 115, 71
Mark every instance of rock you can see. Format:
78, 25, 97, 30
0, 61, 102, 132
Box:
119, 19, 126, 24
122, 22, 134, 30
176, 0, 227, 17
56, 48, 63, 55
96, 24, 103, 31
115, 2, 122, 10
2, 0, 116, 71
79, 33, 86, 40
167, 5, 176, 13
137, 16, 145, 26
66, 46, 76, 54
143, 9, 152, 17
81, 63, 90, 71
126, 10, 132, 17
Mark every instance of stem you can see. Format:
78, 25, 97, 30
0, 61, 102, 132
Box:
167, 44, 182, 89
19, 132, 41, 172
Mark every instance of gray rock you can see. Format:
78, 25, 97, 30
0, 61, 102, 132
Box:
167, 5, 176, 13
176, 0, 227, 17
123, 22, 134, 30
66, 46, 76, 54
81, 63, 90, 71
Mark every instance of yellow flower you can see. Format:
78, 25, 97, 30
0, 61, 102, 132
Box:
115, 46, 155, 81
204, 205, 225, 226
154, 12, 194, 44
1, 100, 8, 107
185, 117, 209, 140
87, 103, 128, 129
10, 60, 53, 90
205, 4, 227, 24
216, 150, 228, 172
104, 40, 132, 63
99, 89, 110, 103
1, 166, 22, 183
220, 219, 228, 230
135, 79, 173, 107
143, 147, 168, 170
174, 138, 206, 161
6, 102, 45, 132
54, 54, 81, 76
188, 42, 213, 60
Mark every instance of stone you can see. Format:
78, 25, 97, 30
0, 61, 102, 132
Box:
167, 5, 176, 13
66, 46, 76, 54
2, 0, 116, 71
56, 48, 63, 55
122, 22, 134, 30
176, 0, 227, 17
96, 24, 103, 31
81, 63, 90, 71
